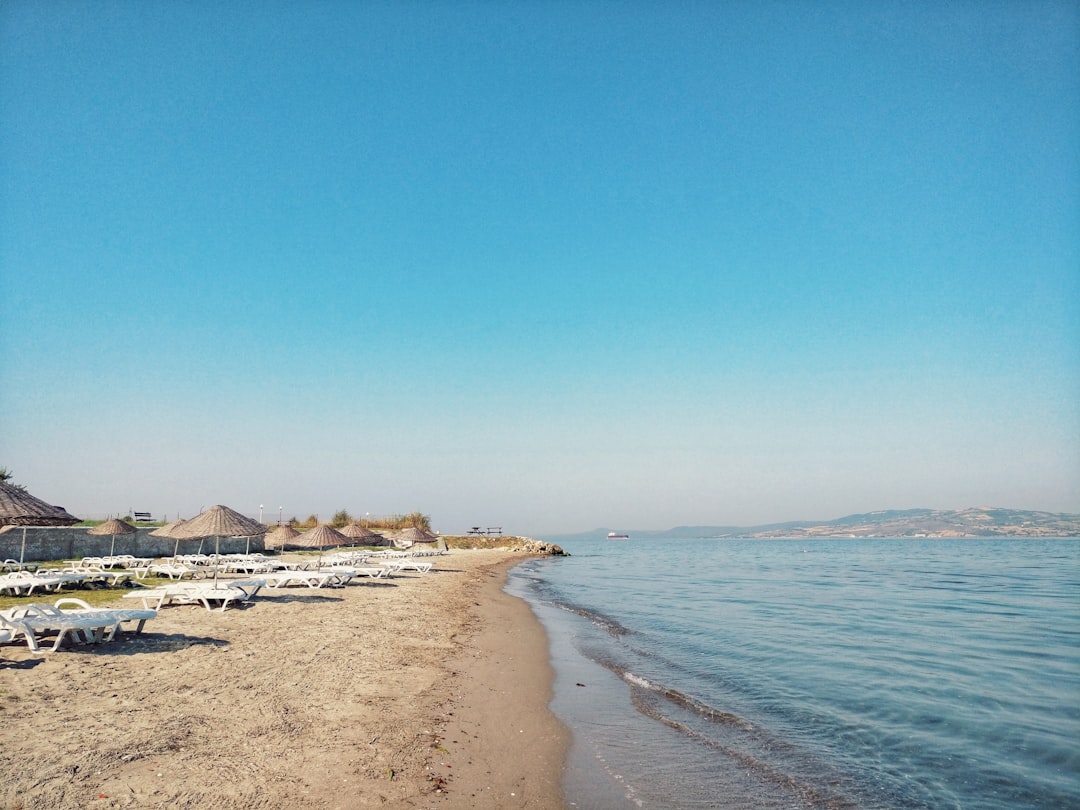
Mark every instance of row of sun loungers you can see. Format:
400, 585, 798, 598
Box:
1, 550, 444, 653
0, 552, 440, 597
71, 555, 154, 570
0, 569, 98, 596
0, 566, 147, 595
323, 553, 435, 574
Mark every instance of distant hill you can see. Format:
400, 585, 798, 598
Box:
557, 508, 1080, 540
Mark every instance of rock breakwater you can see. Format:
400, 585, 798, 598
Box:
443, 535, 568, 555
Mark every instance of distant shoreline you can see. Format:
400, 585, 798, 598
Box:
556, 507, 1080, 541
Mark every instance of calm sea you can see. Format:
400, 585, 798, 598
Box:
507, 537, 1080, 809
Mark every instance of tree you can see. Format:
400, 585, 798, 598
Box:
331, 509, 353, 528
403, 511, 431, 531
0, 466, 26, 492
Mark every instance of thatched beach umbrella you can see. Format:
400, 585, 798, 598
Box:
292, 524, 348, 567
173, 505, 267, 582
150, 519, 186, 536
87, 517, 136, 559
290, 524, 348, 550
149, 519, 196, 554
0, 480, 80, 527
264, 524, 300, 551
149, 519, 190, 559
393, 526, 438, 549
339, 523, 382, 544
0, 479, 80, 564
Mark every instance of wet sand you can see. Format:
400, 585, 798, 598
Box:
0, 549, 568, 809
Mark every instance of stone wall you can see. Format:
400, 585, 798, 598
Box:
0, 526, 266, 563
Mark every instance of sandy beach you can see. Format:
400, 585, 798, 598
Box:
0, 550, 568, 810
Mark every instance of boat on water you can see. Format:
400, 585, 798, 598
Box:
607, 532, 630, 540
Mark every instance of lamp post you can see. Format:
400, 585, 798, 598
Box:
259, 504, 264, 523
365, 511, 370, 528
278, 506, 283, 526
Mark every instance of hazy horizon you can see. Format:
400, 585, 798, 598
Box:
2, 2, 1077, 536
4, 491, 1077, 539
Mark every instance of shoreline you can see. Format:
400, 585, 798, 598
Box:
439, 556, 570, 808
0, 549, 569, 809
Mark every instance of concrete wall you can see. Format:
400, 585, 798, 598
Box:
0, 526, 266, 563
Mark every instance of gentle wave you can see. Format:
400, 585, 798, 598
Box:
627, 685, 860, 810
515, 538, 1080, 810
621, 669, 755, 731
549, 597, 632, 637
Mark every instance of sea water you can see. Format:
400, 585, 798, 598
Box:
507, 537, 1080, 809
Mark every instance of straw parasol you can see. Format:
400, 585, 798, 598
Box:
174, 505, 266, 540
338, 523, 382, 543
393, 526, 438, 549
291, 524, 348, 550
173, 505, 267, 581
0, 480, 80, 527
0, 480, 80, 564
264, 524, 300, 551
87, 517, 136, 559
292, 524, 348, 567
149, 519, 190, 559
149, 518, 187, 537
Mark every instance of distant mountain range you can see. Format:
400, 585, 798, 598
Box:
559, 508, 1080, 540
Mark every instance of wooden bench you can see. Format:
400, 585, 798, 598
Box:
132, 511, 153, 523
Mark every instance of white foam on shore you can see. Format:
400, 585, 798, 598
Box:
622, 671, 656, 690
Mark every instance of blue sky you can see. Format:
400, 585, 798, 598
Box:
2, 1, 1077, 535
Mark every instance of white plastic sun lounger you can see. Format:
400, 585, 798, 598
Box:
217, 560, 276, 574
2, 607, 102, 651
350, 566, 393, 579
57, 565, 142, 586
123, 585, 243, 612
0, 601, 156, 653
123, 579, 265, 612
2, 559, 39, 573
327, 568, 358, 585
0, 614, 31, 649
147, 563, 207, 580
0, 574, 24, 596
0, 570, 89, 596
259, 571, 349, 589
103, 555, 153, 569
380, 559, 434, 574
51, 598, 157, 635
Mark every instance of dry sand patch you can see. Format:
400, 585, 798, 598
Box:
0, 550, 567, 810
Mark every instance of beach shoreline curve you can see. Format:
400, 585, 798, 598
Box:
0, 548, 569, 810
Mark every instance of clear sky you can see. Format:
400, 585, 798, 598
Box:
2, 1, 1077, 536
